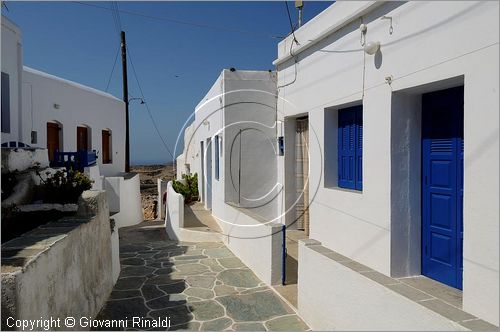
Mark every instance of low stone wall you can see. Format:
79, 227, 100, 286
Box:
1, 148, 49, 174
165, 181, 184, 240
297, 239, 466, 330
1, 190, 114, 331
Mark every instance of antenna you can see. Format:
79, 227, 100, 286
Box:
295, 0, 304, 28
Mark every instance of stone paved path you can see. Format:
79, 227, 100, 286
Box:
97, 221, 309, 331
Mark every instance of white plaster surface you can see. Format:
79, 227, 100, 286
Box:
275, 1, 499, 325
104, 173, 143, 229
298, 242, 467, 331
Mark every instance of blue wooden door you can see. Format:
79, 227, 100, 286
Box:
422, 86, 464, 289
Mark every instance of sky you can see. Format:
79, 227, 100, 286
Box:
2, 1, 332, 165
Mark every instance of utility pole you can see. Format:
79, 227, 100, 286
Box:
121, 30, 130, 173
295, 0, 304, 28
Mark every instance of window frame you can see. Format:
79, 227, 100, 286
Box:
337, 105, 363, 191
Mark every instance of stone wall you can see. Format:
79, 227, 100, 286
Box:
1, 190, 114, 331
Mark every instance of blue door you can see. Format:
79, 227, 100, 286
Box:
422, 86, 464, 290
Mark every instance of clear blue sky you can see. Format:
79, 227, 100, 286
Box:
3, 1, 332, 165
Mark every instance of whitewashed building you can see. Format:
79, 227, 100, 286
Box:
274, 1, 498, 329
174, 69, 283, 285
1, 15, 142, 229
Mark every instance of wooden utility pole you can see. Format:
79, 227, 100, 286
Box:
121, 31, 130, 173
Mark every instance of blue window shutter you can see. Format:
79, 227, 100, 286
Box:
338, 109, 356, 189
338, 106, 362, 191
355, 107, 363, 190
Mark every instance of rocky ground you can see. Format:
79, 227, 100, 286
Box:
131, 164, 175, 221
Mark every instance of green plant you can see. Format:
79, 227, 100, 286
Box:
36, 170, 93, 204
172, 173, 199, 204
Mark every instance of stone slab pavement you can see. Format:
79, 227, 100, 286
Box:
96, 221, 309, 331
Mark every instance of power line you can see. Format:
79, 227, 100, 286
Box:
125, 44, 175, 161
105, 44, 120, 92
73, 1, 284, 40
284, 1, 298, 44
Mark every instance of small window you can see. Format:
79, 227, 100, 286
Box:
338, 105, 362, 190
102, 129, 112, 164
1, 72, 11, 133
214, 135, 220, 180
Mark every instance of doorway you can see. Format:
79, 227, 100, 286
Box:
77, 126, 89, 151
47, 122, 61, 163
200, 141, 205, 204
205, 138, 212, 210
422, 86, 464, 290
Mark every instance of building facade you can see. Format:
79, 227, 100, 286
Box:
176, 69, 283, 285
1, 16, 126, 177
274, 1, 498, 328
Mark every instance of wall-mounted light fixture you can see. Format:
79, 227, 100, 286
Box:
53, 103, 60, 109
364, 41, 380, 55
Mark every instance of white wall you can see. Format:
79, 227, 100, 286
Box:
1, 17, 23, 144
190, 70, 282, 284
104, 173, 143, 228
22, 67, 126, 176
275, 1, 499, 325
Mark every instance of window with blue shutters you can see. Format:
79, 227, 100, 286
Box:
215, 135, 220, 180
338, 105, 362, 190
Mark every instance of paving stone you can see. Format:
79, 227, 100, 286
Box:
169, 293, 187, 302
232, 322, 266, 331
239, 286, 269, 295
387, 283, 433, 302
99, 297, 148, 321
218, 291, 289, 321
214, 285, 238, 296
175, 255, 208, 261
199, 259, 224, 272
204, 247, 234, 259
168, 321, 200, 331
172, 260, 199, 266
114, 277, 146, 290
146, 262, 164, 269
218, 269, 260, 288
109, 290, 142, 300
121, 253, 138, 258
159, 282, 186, 295
171, 263, 209, 276
184, 288, 214, 300
218, 257, 244, 268
155, 268, 174, 275
150, 305, 193, 324
190, 300, 225, 321
195, 242, 224, 249
419, 299, 476, 322
120, 244, 150, 253
137, 253, 156, 259
200, 317, 232, 331
142, 284, 166, 301
265, 316, 309, 331
121, 266, 156, 277
146, 275, 184, 285
459, 319, 499, 331
186, 276, 216, 289
147, 295, 187, 310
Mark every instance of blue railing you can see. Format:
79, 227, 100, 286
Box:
52, 150, 97, 172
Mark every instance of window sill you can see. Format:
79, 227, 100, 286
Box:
324, 186, 363, 194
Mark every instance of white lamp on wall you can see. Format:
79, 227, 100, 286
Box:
364, 41, 380, 55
